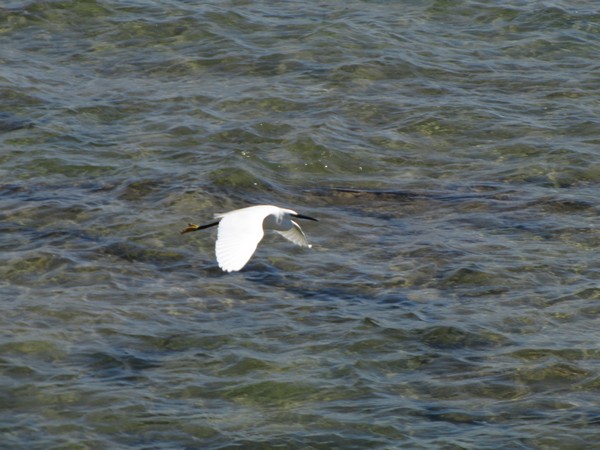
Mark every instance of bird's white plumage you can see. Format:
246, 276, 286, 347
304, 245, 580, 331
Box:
214, 207, 266, 272
275, 221, 311, 248
204, 205, 315, 272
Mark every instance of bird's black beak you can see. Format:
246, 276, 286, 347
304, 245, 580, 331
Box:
293, 213, 318, 222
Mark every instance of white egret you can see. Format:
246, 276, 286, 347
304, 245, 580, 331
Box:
181, 205, 317, 272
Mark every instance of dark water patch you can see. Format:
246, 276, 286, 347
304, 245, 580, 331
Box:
144, 332, 234, 353
101, 241, 185, 268
0, 339, 66, 360
509, 348, 600, 362
225, 434, 389, 450
569, 287, 600, 302
215, 355, 275, 377
418, 326, 508, 351
83, 351, 160, 383
534, 196, 597, 214
117, 177, 170, 202
207, 166, 279, 193
222, 380, 323, 408
579, 376, 600, 392
322, 187, 426, 203
440, 266, 504, 287
512, 362, 590, 390
311, 185, 530, 213
1, 252, 76, 285
420, 405, 489, 426
0, 113, 33, 132
0, 87, 45, 109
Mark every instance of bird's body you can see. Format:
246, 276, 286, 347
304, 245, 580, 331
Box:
181, 205, 317, 272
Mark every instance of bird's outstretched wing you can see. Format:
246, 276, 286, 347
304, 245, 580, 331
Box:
275, 221, 311, 248
215, 210, 265, 272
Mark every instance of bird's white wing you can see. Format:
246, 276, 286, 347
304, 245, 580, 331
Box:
275, 221, 311, 248
215, 211, 265, 272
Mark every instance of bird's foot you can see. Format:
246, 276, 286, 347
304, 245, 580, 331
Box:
180, 223, 200, 234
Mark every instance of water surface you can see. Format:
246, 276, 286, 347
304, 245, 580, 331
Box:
1, 1, 600, 448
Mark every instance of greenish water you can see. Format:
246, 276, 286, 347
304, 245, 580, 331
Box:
1, 1, 600, 448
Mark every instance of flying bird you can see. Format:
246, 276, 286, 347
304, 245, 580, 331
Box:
181, 204, 317, 272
